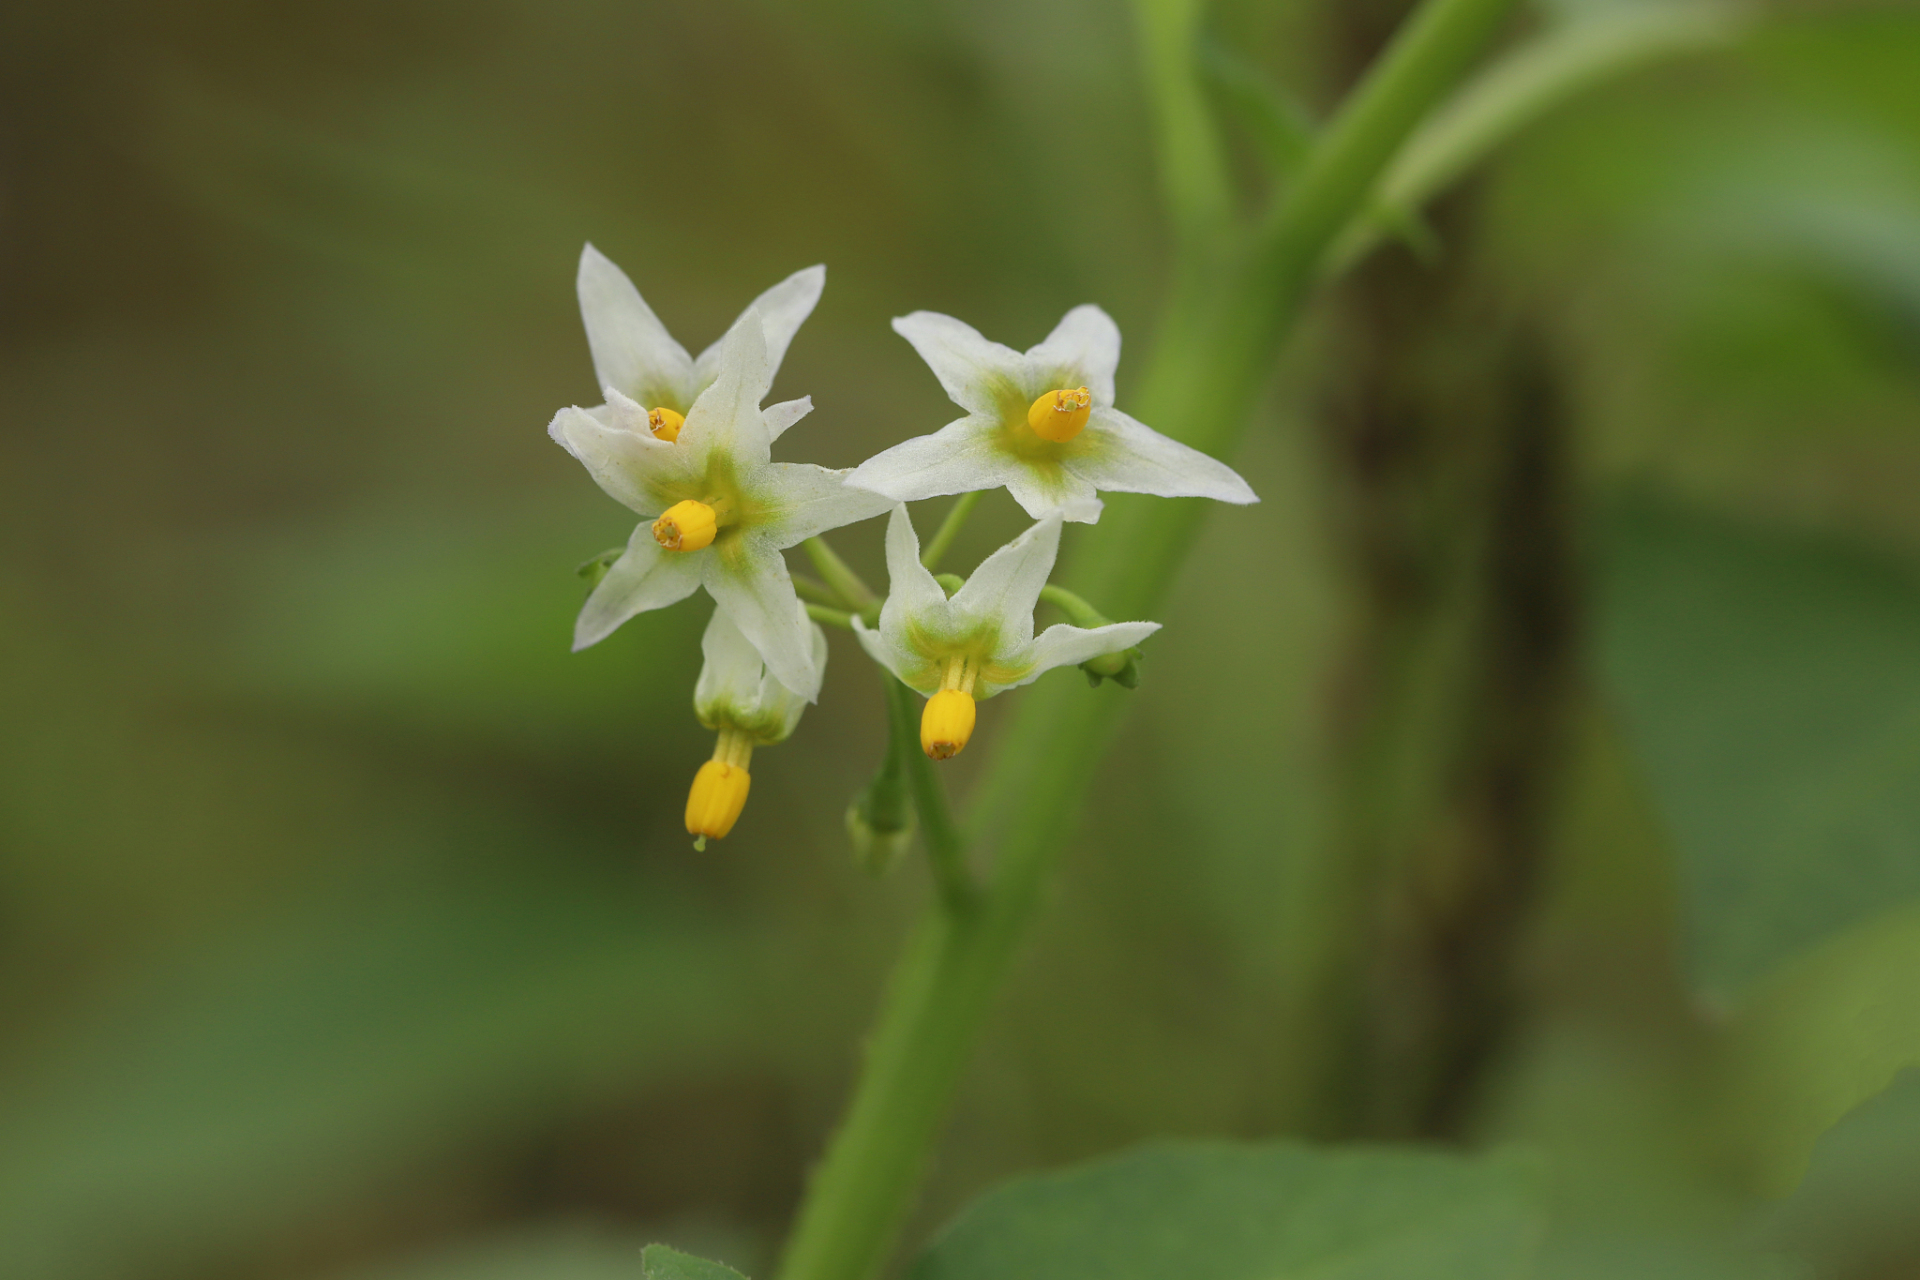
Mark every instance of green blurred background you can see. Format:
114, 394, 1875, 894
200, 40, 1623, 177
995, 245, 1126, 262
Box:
5, 0, 1920, 1277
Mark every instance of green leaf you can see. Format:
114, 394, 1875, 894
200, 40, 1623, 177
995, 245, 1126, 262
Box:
643, 1244, 749, 1280
908, 1141, 1541, 1280
1599, 502, 1920, 1000
1714, 900, 1920, 1196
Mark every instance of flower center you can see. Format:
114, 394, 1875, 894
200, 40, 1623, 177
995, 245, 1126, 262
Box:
653, 499, 720, 552
921, 656, 980, 760
1026, 386, 1091, 443
647, 407, 685, 442
686, 728, 754, 847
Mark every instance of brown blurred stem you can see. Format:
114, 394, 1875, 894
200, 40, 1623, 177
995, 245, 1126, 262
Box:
1272, 0, 1579, 1141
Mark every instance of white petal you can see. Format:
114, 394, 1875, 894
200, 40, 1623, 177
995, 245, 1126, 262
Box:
845, 417, 1018, 504
854, 617, 938, 694
1067, 408, 1258, 505
694, 265, 826, 392
572, 529, 704, 651
758, 463, 895, 548
988, 620, 1162, 695
1002, 465, 1105, 525
877, 503, 950, 629
680, 306, 775, 467
548, 404, 688, 517
1023, 305, 1121, 405
576, 244, 695, 412
763, 396, 813, 444
758, 619, 828, 741
702, 538, 820, 701
949, 516, 1062, 647
694, 604, 769, 722
891, 312, 1025, 417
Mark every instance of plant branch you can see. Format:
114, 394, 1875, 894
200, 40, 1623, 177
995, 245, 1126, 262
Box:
805, 603, 855, 631
775, 3, 1520, 1278
920, 491, 981, 572
804, 536, 879, 613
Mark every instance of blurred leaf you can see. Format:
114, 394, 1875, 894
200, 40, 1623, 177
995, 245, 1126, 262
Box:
1712, 900, 1920, 1197
644, 1244, 749, 1280
325, 1228, 659, 1280
907, 1141, 1541, 1280
1599, 501, 1920, 1001
0, 867, 757, 1280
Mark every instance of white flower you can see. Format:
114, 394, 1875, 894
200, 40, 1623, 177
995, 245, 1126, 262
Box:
854, 504, 1160, 758
694, 603, 824, 746
549, 305, 889, 701
574, 242, 824, 418
684, 604, 826, 845
846, 305, 1258, 523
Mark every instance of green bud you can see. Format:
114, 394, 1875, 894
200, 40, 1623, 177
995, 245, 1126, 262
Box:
576, 546, 625, 589
847, 735, 916, 876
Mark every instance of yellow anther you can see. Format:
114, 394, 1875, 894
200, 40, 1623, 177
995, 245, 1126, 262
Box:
685, 759, 751, 841
647, 407, 685, 442
1026, 386, 1092, 443
920, 689, 977, 760
653, 499, 717, 552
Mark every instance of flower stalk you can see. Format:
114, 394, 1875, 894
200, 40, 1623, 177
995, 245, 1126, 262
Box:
773, 2, 1521, 1278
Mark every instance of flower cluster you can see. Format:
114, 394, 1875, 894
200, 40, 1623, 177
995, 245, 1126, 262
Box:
547, 245, 1256, 844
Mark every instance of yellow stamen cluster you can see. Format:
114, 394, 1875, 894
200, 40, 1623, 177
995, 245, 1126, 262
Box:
686, 728, 754, 845
1026, 386, 1092, 443
647, 407, 685, 442
920, 656, 980, 760
653, 499, 718, 552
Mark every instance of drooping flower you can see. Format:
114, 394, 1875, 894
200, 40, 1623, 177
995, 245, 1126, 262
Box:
846, 306, 1258, 523
549, 308, 889, 699
684, 603, 825, 845
854, 505, 1160, 758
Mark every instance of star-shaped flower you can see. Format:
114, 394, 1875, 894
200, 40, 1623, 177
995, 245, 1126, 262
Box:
846, 305, 1258, 523
575, 242, 824, 425
549, 307, 889, 700
855, 504, 1161, 758
684, 603, 825, 844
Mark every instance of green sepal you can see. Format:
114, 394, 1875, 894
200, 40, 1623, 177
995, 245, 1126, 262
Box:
575, 546, 625, 589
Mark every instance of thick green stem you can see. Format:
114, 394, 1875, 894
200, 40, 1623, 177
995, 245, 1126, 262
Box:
884, 674, 975, 911
775, 3, 1518, 1278
919, 492, 981, 573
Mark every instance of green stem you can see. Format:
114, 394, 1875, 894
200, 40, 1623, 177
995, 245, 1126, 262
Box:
805, 603, 855, 631
919, 491, 981, 572
793, 572, 846, 609
883, 674, 975, 911
1037, 583, 1112, 629
776, 3, 1518, 1277
805, 536, 879, 612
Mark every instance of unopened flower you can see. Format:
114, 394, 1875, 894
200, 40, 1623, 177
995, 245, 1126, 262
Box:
550, 307, 889, 700
854, 505, 1159, 758
847, 306, 1258, 523
685, 604, 826, 846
